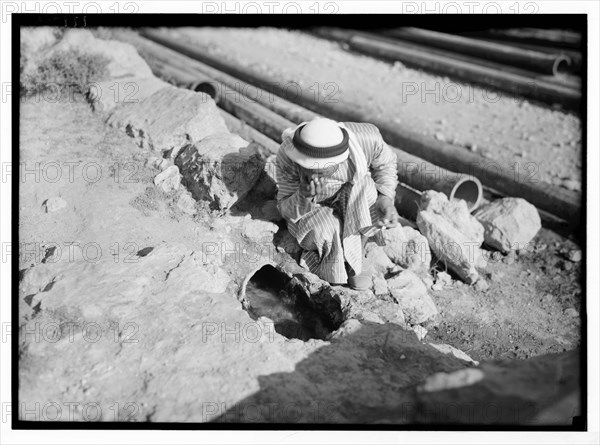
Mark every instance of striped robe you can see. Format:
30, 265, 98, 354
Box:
276, 122, 398, 284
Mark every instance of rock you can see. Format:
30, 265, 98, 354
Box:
21, 27, 58, 54
564, 308, 579, 318
328, 318, 363, 340
274, 229, 302, 258
89, 77, 168, 113
251, 154, 278, 198
157, 158, 174, 171
42, 197, 67, 213
465, 142, 478, 152
106, 85, 230, 156
242, 219, 279, 243
436, 271, 452, 286
48, 29, 153, 79
418, 368, 485, 393
431, 282, 444, 292
412, 325, 427, 341
474, 278, 489, 292
566, 249, 582, 263
489, 270, 505, 283
434, 132, 446, 142
381, 225, 431, 272
561, 178, 581, 192
154, 165, 181, 193
474, 198, 541, 253
372, 275, 388, 297
146, 156, 161, 169
287, 272, 406, 328
428, 343, 479, 365
176, 133, 263, 210
561, 260, 573, 271
363, 242, 395, 275
176, 192, 197, 216
416, 191, 484, 283
388, 270, 438, 325
259, 199, 283, 222
416, 350, 580, 425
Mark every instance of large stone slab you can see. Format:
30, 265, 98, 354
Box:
106, 86, 230, 156
416, 191, 484, 284
88, 77, 169, 113
415, 349, 580, 425
175, 133, 264, 210
474, 198, 542, 253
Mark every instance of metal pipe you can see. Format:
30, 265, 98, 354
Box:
382, 27, 571, 76
468, 37, 582, 74
484, 28, 582, 50
314, 28, 580, 111
135, 28, 580, 225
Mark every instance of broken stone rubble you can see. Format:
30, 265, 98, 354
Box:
381, 225, 431, 273
387, 269, 439, 325
154, 165, 181, 193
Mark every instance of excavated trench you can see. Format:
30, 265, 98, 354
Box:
241, 265, 340, 341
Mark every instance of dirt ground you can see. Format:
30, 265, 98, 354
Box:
172, 27, 583, 192
19, 96, 581, 372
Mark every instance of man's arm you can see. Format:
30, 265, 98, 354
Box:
347, 122, 399, 227
368, 127, 399, 200
275, 142, 318, 223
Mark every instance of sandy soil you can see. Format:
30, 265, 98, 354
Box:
172, 27, 582, 192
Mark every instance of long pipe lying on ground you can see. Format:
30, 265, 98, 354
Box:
120, 30, 483, 211
382, 27, 571, 75
483, 28, 582, 50
137, 29, 580, 225
312, 28, 580, 111
469, 37, 582, 74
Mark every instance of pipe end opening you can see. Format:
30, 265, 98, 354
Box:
450, 177, 483, 212
193, 82, 217, 99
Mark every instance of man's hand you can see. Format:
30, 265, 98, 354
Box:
299, 172, 325, 199
375, 195, 399, 228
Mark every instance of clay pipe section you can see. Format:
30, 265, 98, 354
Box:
382, 27, 571, 76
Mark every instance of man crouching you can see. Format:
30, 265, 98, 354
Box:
276, 118, 399, 290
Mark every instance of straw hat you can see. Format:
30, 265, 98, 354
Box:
285, 118, 349, 169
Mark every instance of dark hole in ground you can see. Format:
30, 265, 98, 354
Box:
41, 246, 57, 263
243, 265, 334, 341
136, 247, 154, 257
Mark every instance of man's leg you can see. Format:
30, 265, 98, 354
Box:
288, 206, 347, 284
